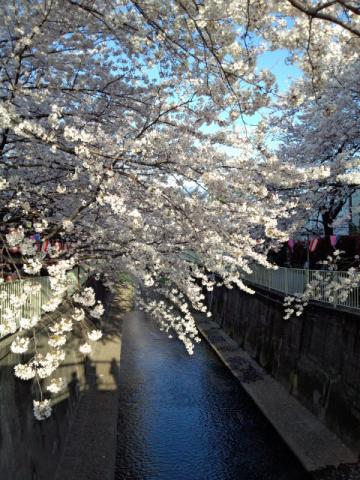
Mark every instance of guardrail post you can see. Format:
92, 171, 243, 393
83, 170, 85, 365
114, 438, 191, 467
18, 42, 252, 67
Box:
333, 273, 338, 308
333, 289, 338, 308
305, 269, 309, 292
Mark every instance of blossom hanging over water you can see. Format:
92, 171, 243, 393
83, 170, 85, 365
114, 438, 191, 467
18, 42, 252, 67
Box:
33, 399, 52, 421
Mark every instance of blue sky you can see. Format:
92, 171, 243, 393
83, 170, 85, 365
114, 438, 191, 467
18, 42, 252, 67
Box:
258, 48, 302, 92
199, 48, 303, 143
133, 43, 303, 148
242, 48, 302, 127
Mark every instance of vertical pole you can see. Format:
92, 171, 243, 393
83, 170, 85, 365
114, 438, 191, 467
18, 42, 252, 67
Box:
307, 234, 310, 270
333, 272, 338, 308
305, 268, 309, 292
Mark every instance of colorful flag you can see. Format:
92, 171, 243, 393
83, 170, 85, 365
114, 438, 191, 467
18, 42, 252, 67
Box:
309, 238, 319, 252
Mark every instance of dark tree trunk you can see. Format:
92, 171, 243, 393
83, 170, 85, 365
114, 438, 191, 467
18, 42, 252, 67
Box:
322, 211, 334, 235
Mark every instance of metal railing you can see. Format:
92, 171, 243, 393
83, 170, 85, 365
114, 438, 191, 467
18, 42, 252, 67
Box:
0, 267, 88, 338
243, 264, 360, 311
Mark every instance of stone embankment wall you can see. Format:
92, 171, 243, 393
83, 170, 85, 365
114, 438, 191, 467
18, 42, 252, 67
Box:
0, 309, 86, 480
207, 284, 360, 451
0, 280, 113, 480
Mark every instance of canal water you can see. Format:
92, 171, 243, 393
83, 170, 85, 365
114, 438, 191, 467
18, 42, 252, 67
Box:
115, 311, 311, 480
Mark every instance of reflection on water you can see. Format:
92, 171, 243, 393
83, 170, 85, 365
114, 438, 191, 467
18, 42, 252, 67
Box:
115, 312, 311, 480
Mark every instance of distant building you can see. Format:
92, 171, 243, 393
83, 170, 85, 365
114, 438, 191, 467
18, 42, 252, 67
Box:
349, 189, 360, 233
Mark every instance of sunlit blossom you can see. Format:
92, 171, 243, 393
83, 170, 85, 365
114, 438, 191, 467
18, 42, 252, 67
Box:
88, 329, 102, 341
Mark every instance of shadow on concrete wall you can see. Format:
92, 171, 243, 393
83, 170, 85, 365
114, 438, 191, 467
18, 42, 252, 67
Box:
0, 344, 122, 480
0, 283, 128, 480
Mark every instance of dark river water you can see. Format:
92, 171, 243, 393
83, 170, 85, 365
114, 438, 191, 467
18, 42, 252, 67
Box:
115, 311, 311, 480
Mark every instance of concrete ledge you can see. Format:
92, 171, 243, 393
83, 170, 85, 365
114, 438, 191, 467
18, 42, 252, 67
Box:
195, 315, 358, 473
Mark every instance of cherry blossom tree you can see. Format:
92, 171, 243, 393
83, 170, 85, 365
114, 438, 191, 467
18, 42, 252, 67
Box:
265, 54, 360, 237
0, 0, 359, 418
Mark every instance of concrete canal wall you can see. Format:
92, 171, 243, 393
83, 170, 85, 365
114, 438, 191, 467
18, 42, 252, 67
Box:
206, 284, 360, 451
0, 306, 87, 480
0, 280, 118, 480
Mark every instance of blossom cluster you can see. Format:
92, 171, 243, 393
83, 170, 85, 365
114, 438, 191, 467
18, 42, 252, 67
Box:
4, 263, 105, 420
283, 252, 360, 320
1, 0, 359, 421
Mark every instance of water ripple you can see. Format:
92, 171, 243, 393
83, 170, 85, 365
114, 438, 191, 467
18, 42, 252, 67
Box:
115, 312, 311, 480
